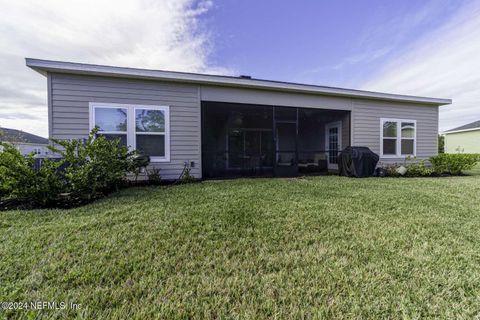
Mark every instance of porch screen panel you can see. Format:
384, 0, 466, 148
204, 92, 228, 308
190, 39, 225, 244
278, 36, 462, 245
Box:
202, 102, 274, 178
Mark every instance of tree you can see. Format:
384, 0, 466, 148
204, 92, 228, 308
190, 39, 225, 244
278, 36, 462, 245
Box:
438, 134, 445, 154
135, 110, 164, 132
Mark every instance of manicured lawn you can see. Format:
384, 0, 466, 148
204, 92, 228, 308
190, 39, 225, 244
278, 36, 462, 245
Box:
2, 176, 480, 319
465, 162, 480, 176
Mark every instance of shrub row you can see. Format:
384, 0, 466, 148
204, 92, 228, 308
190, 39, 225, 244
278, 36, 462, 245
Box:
0, 143, 65, 206
0, 128, 146, 208
429, 153, 480, 175
379, 154, 480, 177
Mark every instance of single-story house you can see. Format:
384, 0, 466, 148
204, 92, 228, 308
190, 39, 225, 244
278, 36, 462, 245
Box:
443, 120, 480, 153
26, 58, 451, 179
0, 127, 50, 156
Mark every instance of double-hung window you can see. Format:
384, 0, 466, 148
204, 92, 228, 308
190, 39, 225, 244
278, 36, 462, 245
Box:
380, 118, 416, 157
90, 103, 170, 162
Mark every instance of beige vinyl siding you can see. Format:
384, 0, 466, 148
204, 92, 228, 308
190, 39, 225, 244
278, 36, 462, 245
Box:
50, 73, 202, 180
445, 130, 480, 153
352, 99, 439, 163
200, 86, 354, 111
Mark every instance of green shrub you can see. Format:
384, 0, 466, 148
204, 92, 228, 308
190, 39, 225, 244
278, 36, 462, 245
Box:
429, 153, 480, 175
129, 153, 151, 181
0, 128, 147, 208
50, 128, 136, 200
0, 143, 65, 205
381, 164, 400, 177
147, 167, 162, 185
404, 158, 434, 177
180, 166, 196, 184
380, 157, 434, 177
438, 135, 445, 153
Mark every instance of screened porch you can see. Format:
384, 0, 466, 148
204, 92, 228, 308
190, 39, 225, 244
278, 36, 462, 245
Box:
201, 101, 350, 178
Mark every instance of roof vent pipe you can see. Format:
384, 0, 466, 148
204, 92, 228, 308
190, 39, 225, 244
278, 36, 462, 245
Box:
239, 75, 252, 79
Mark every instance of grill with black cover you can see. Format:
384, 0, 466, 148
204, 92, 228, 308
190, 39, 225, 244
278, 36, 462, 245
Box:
338, 146, 379, 177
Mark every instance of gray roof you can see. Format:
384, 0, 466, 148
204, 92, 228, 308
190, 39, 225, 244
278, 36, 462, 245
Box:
0, 128, 49, 144
25, 58, 452, 106
444, 120, 480, 133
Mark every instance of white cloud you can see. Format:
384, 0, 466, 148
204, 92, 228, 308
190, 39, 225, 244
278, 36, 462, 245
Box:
330, 47, 393, 71
361, 0, 480, 131
0, 0, 228, 137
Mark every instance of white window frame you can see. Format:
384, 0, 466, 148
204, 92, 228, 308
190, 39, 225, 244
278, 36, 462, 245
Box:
89, 102, 170, 162
89, 104, 128, 139
379, 118, 416, 158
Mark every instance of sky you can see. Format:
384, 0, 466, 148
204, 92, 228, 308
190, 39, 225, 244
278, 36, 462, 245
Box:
0, 0, 479, 137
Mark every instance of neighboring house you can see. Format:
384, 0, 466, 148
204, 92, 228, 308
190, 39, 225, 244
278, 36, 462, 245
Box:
443, 120, 480, 153
26, 58, 451, 179
0, 127, 50, 156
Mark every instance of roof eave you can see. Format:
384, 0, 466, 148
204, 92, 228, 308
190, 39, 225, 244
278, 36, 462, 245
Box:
25, 58, 452, 106
443, 127, 480, 134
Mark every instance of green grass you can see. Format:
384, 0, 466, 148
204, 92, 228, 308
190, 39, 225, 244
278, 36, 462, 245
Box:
2, 176, 480, 319
465, 162, 480, 176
